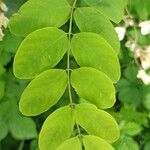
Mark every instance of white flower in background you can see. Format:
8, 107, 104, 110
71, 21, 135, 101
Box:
125, 40, 141, 57
124, 16, 135, 27
0, 28, 4, 41
0, 1, 8, 41
0, 1, 8, 12
137, 69, 150, 85
125, 40, 138, 52
0, 13, 9, 28
139, 21, 150, 35
139, 47, 150, 70
115, 26, 126, 41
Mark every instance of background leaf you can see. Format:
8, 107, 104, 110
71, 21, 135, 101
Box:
9, 115, 37, 140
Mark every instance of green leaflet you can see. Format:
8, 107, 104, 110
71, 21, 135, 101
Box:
4, 0, 26, 17
9, 114, 37, 140
122, 122, 142, 136
2, 30, 23, 53
117, 66, 143, 106
0, 122, 8, 141
83, 135, 114, 150
0, 51, 12, 66
71, 32, 120, 83
71, 67, 116, 109
144, 142, 150, 150
0, 100, 37, 141
9, 0, 71, 36
82, 0, 124, 23
0, 64, 6, 75
13, 27, 68, 79
75, 103, 120, 143
124, 66, 138, 82
57, 135, 115, 150
133, 0, 150, 20
121, 0, 128, 6
0, 80, 5, 99
57, 137, 82, 150
39, 106, 75, 150
74, 7, 120, 53
19, 69, 67, 116
113, 136, 139, 150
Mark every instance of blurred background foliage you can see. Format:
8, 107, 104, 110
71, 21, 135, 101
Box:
0, 0, 150, 149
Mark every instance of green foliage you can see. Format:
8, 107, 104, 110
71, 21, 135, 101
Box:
0, 80, 5, 99
144, 142, 150, 150
1, 0, 150, 149
2, 29, 23, 53
83, 135, 114, 150
7, 0, 125, 149
9, 0, 71, 36
57, 137, 82, 150
19, 69, 68, 116
117, 65, 143, 106
5, 0, 27, 16
127, 0, 150, 20
39, 106, 74, 150
0, 90, 37, 141
127, 28, 150, 46
75, 103, 120, 142
74, 7, 120, 53
71, 33, 120, 82
13, 27, 68, 79
111, 104, 148, 150
71, 68, 116, 109
82, 0, 124, 23
113, 136, 139, 150
117, 65, 150, 109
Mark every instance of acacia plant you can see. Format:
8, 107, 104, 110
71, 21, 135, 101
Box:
8, 0, 125, 149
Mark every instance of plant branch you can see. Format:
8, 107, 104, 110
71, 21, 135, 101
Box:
67, 0, 77, 104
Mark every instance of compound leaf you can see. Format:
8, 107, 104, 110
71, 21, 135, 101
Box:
83, 135, 114, 150
14, 27, 68, 79
75, 103, 120, 143
19, 69, 67, 116
71, 67, 116, 109
39, 106, 75, 150
57, 137, 82, 150
9, 0, 71, 36
71, 32, 120, 82
74, 7, 120, 53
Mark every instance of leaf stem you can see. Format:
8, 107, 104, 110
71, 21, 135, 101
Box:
67, 0, 77, 104
67, 0, 82, 140
18, 141, 24, 150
